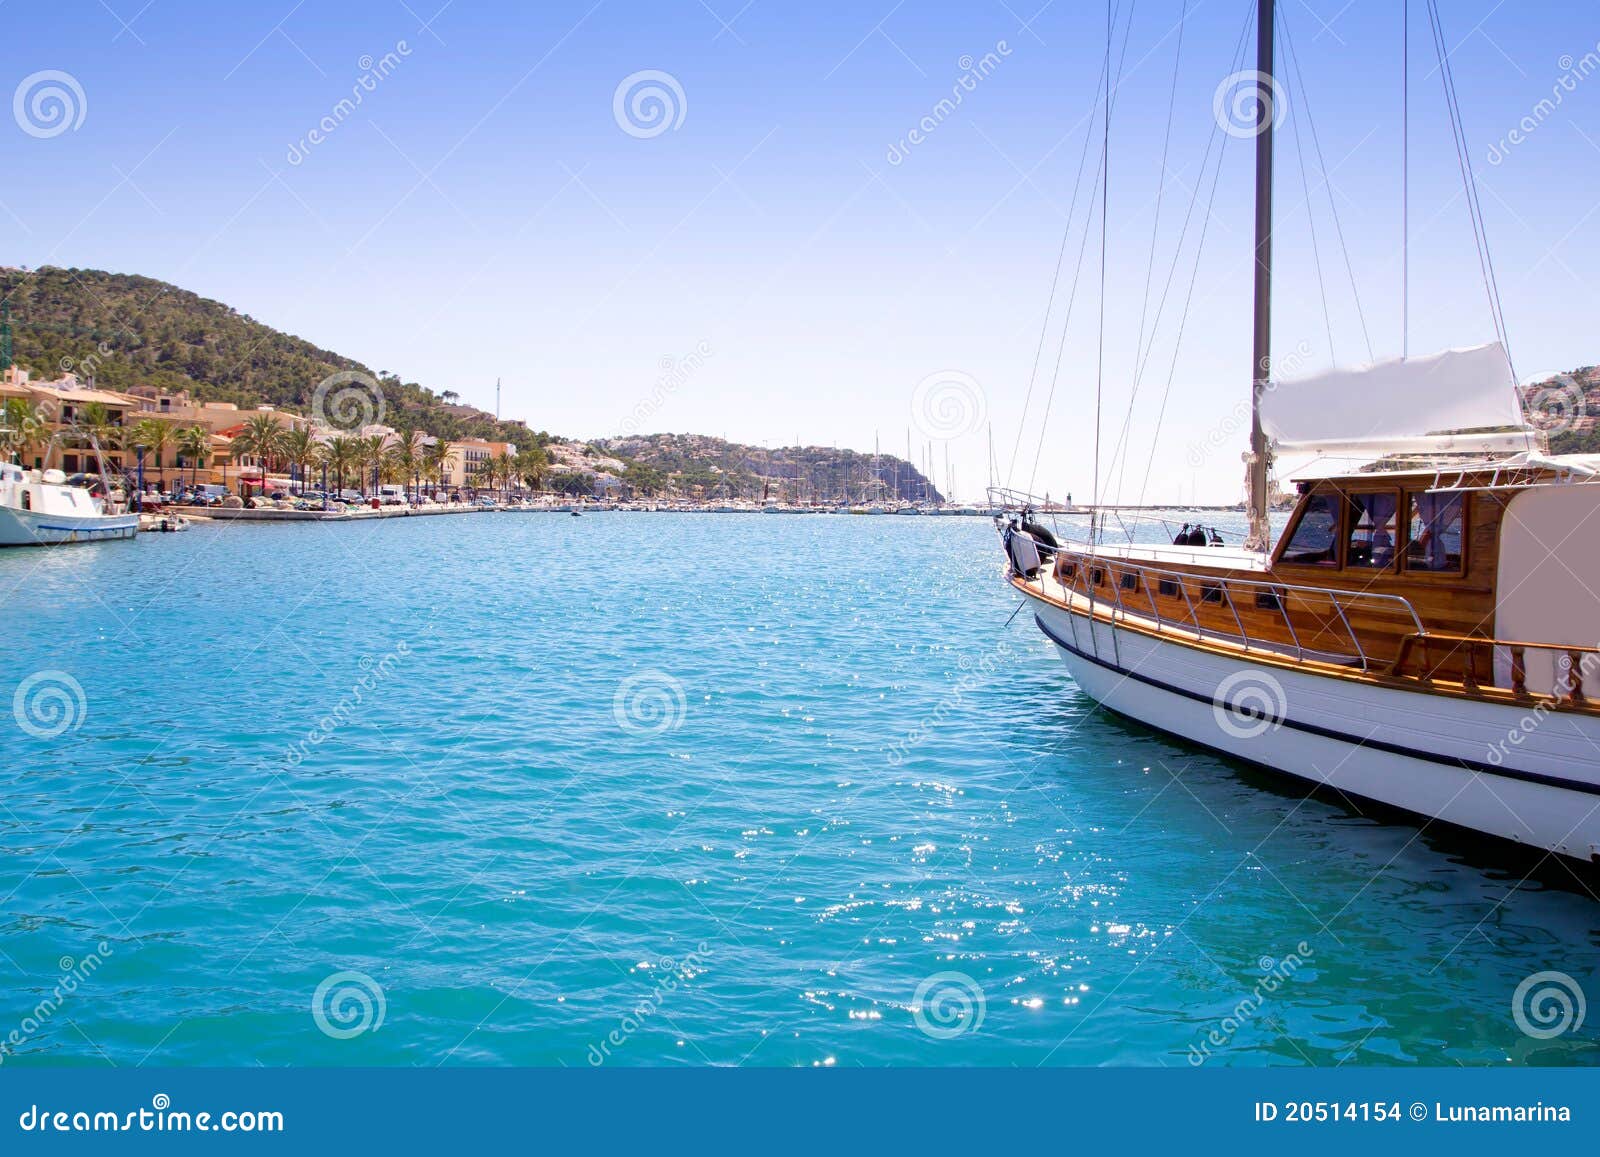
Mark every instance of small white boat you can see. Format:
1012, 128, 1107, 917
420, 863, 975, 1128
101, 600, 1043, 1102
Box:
0, 464, 139, 546
140, 511, 190, 533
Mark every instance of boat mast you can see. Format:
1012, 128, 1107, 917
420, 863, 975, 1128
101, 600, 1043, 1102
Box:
1245, 0, 1275, 552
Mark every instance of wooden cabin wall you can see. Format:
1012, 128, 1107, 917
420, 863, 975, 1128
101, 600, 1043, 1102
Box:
1050, 486, 1510, 676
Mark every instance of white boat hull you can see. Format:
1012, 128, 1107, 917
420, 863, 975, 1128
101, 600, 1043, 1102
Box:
0, 504, 139, 546
1028, 596, 1600, 862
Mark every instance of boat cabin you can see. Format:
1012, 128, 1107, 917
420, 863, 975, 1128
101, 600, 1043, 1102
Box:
0, 465, 107, 518
1037, 460, 1600, 703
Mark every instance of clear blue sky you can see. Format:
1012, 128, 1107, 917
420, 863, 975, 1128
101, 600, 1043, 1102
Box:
6, 0, 1597, 501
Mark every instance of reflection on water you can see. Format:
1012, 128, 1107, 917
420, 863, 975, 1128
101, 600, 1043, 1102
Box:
0, 511, 1595, 1066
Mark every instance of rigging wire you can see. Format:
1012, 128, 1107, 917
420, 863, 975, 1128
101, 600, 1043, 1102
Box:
1005, 174, 1086, 491
1424, 0, 1515, 377
1026, 0, 1140, 500
1108, 0, 1189, 505
1005, 2, 1126, 487
1278, 8, 1375, 364
1093, 0, 1113, 529
1403, 0, 1409, 358
1103, 1, 1254, 500
1285, 22, 1338, 365
1027, 139, 1109, 499
1130, 0, 1189, 396
1132, 133, 1238, 514
1130, 5, 1255, 514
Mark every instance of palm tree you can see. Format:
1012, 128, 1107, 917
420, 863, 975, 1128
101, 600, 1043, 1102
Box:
149, 420, 177, 486
360, 434, 388, 494
176, 425, 210, 486
1, 399, 51, 467
279, 427, 319, 495
74, 402, 121, 474
427, 440, 451, 500
491, 451, 516, 500
389, 430, 426, 500
232, 413, 286, 496
0, 399, 24, 463
325, 436, 357, 493
516, 446, 549, 494
379, 444, 407, 488
124, 418, 176, 488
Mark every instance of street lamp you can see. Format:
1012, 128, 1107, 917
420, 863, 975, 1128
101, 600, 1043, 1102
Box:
133, 443, 148, 513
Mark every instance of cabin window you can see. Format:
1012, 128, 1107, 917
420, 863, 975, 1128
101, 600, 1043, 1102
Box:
1119, 572, 1139, 592
1255, 590, 1282, 611
1346, 491, 1400, 570
1407, 492, 1466, 573
1090, 567, 1105, 587
1201, 584, 1225, 605
1158, 578, 1180, 598
1280, 491, 1340, 567
1059, 561, 1077, 581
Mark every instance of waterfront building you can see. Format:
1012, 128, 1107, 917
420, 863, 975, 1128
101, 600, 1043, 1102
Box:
441, 438, 515, 489
1, 367, 155, 475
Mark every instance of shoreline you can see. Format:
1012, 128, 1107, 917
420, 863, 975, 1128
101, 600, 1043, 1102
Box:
163, 501, 1249, 524
171, 503, 1015, 522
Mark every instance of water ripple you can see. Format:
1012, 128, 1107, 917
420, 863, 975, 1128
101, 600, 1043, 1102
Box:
0, 513, 1596, 1067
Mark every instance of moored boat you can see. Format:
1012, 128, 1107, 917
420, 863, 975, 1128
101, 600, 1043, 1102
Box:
1005, 449, 1600, 861
997, 0, 1600, 861
0, 463, 138, 546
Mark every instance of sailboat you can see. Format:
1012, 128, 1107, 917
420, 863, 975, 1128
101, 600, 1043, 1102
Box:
1000, 1, 1600, 861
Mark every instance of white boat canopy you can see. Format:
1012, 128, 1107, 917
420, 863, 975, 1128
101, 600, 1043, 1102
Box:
1261, 342, 1537, 458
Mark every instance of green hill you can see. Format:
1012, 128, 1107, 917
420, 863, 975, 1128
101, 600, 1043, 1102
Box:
9, 266, 1592, 496
1519, 366, 1600, 454
596, 433, 942, 504
0, 265, 532, 444
0, 266, 942, 501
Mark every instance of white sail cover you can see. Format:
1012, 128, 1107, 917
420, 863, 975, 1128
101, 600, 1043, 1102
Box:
1261, 342, 1530, 453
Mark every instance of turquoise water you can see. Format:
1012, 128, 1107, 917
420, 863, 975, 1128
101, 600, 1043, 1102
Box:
2, 512, 1598, 1067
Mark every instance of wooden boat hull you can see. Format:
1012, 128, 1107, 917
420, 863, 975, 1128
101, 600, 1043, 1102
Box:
1027, 593, 1600, 863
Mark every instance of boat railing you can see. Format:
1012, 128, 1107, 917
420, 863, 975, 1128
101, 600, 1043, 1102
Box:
1078, 539, 1256, 567
991, 492, 1244, 554
1022, 550, 1426, 672
1427, 458, 1600, 495
988, 486, 1069, 510
1391, 632, 1600, 703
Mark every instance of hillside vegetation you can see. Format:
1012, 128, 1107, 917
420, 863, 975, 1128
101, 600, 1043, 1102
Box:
1, 266, 940, 500
1, 266, 534, 446
1520, 366, 1600, 454
596, 433, 941, 503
